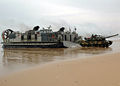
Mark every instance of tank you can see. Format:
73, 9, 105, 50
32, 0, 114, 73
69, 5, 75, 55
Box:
79, 34, 119, 48
1, 26, 79, 48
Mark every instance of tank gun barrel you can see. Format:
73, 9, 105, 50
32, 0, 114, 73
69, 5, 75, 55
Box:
105, 34, 119, 38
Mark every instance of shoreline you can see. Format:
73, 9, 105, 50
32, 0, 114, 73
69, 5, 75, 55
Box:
0, 51, 120, 86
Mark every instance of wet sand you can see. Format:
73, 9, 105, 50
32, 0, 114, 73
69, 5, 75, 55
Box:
0, 52, 120, 86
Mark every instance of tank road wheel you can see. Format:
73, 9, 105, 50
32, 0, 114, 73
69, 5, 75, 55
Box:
95, 44, 98, 47
103, 44, 109, 48
87, 44, 89, 47
94, 44, 97, 47
99, 44, 103, 47
100, 44, 104, 47
92, 44, 94, 47
104, 43, 108, 48
103, 44, 106, 47
105, 44, 108, 48
82, 44, 85, 47
108, 41, 113, 45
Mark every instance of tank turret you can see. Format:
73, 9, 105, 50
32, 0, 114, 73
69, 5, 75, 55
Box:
84, 34, 119, 41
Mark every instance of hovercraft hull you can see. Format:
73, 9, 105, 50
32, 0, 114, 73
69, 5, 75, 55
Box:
2, 42, 67, 48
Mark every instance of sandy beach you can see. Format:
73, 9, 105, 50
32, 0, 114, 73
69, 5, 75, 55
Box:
0, 51, 120, 86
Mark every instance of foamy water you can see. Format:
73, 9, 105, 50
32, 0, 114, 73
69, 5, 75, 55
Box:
0, 40, 120, 76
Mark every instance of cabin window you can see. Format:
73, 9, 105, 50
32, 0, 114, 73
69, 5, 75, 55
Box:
70, 35, 72, 41
52, 34, 55, 38
65, 35, 67, 41
21, 35, 24, 40
27, 35, 31, 40
35, 34, 37, 40
62, 35, 64, 41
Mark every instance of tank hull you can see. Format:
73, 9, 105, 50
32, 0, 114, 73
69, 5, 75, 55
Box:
80, 41, 112, 48
2, 42, 67, 48
80, 43, 112, 47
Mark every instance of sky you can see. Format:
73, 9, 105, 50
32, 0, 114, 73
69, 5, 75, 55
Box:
0, 0, 120, 37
